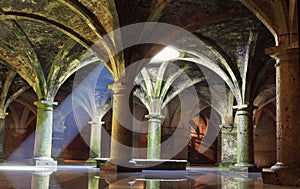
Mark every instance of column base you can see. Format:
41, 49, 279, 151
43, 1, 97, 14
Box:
263, 169, 300, 186
99, 160, 139, 172
262, 162, 300, 186
28, 157, 57, 170
270, 162, 288, 171
85, 158, 97, 165
230, 163, 262, 172
95, 158, 109, 168
218, 162, 235, 168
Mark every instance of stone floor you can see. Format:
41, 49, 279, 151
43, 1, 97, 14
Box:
0, 163, 298, 188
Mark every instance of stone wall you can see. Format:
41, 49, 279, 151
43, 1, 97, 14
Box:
254, 108, 276, 167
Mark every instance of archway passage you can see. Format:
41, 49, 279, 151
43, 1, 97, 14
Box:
188, 108, 221, 165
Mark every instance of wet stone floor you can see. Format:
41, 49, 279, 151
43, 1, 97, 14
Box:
0, 164, 298, 189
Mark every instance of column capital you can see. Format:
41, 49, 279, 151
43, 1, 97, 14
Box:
145, 114, 165, 120
88, 120, 105, 126
265, 44, 298, 54
34, 100, 58, 108
233, 104, 257, 112
265, 46, 299, 66
0, 109, 8, 119
219, 124, 234, 130
232, 104, 250, 111
109, 82, 132, 93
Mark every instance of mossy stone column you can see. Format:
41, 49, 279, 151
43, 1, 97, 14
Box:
31, 100, 57, 167
89, 119, 104, 159
145, 98, 164, 159
109, 83, 133, 168
145, 114, 164, 159
31, 171, 52, 189
232, 105, 255, 170
262, 47, 300, 186
0, 109, 8, 161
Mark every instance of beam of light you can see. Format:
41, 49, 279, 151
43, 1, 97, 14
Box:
0, 166, 50, 171
70, 63, 113, 148
135, 178, 187, 182
5, 62, 113, 162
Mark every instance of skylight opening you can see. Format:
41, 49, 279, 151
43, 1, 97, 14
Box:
151, 46, 180, 62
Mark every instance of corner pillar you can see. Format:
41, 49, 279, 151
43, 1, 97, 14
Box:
219, 125, 237, 167
30, 100, 58, 167
262, 46, 300, 186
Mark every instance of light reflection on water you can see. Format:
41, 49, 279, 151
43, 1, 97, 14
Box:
0, 165, 298, 189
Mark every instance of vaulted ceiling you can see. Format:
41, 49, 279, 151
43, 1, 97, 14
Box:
0, 0, 297, 123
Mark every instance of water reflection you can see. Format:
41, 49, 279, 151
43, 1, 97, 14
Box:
31, 170, 52, 189
99, 171, 188, 189
146, 180, 160, 189
220, 171, 257, 189
88, 172, 99, 189
1, 165, 300, 188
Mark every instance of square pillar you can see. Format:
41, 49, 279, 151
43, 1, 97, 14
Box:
219, 125, 237, 167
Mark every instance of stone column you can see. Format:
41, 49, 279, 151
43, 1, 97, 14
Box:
88, 119, 104, 160
145, 98, 163, 159
30, 100, 58, 167
262, 47, 300, 186
231, 105, 258, 171
0, 109, 8, 161
145, 113, 164, 159
108, 83, 133, 170
31, 170, 53, 189
219, 125, 237, 167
